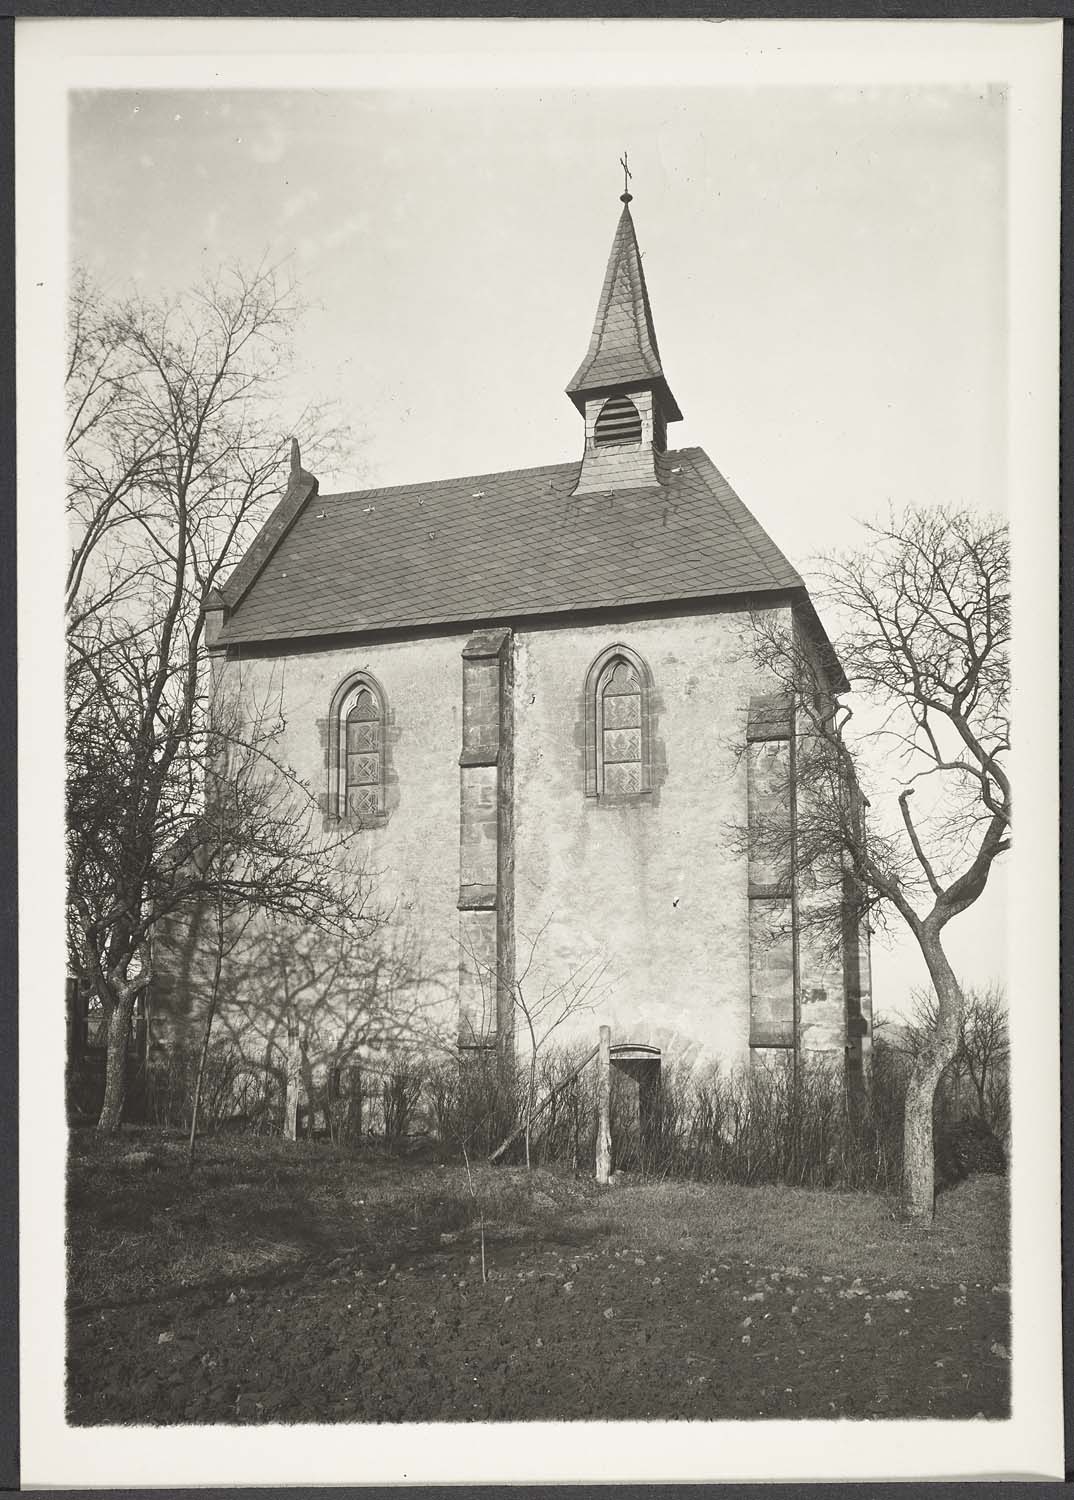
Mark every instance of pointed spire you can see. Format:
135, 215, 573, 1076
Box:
566, 195, 682, 423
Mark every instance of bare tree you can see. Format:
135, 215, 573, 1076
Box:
463, 921, 609, 1169
745, 507, 1009, 1218
196, 894, 448, 1146
183, 688, 381, 1163
512, 924, 608, 1169
185, 727, 253, 1167
959, 986, 1010, 1136
65, 263, 355, 1133
899, 983, 1009, 1139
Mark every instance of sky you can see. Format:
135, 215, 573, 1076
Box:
69, 82, 1009, 1016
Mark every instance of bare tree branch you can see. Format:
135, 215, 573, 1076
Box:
735, 505, 1009, 1217
66, 263, 357, 1132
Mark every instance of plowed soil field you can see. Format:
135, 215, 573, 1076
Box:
67, 1134, 1010, 1425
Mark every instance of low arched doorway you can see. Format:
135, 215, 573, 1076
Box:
609, 1042, 661, 1168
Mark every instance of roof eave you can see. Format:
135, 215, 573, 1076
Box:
794, 592, 850, 695
566, 374, 683, 423
218, 462, 319, 612
219, 581, 802, 648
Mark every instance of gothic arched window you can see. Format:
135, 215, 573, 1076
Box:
328, 671, 388, 822
584, 644, 653, 798
344, 687, 382, 818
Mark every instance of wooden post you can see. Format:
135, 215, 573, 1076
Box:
596, 1025, 611, 1184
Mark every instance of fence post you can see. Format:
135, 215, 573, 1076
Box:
596, 1025, 611, 1184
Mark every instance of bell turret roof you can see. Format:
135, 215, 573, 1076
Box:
566, 200, 682, 422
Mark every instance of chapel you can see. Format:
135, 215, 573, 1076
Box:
180, 186, 872, 1088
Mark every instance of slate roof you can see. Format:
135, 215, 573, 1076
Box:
219, 445, 816, 650
566, 203, 682, 422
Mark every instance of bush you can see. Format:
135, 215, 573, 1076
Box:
530, 1045, 599, 1169
381, 1061, 425, 1142
430, 1042, 910, 1193
426, 1051, 520, 1160
326, 1063, 365, 1147
145, 1042, 283, 1136
603, 1053, 906, 1192
141, 1033, 924, 1197
935, 1115, 1007, 1188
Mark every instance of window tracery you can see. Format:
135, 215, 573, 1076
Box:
328, 671, 388, 822
584, 644, 653, 798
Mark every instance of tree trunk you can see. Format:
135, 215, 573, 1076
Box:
525, 1051, 536, 1170
187, 997, 220, 1166
902, 929, 963, 1219
284, 1012, 301, 1142
299, 1042, 317, 1137
903, 1051, 948, 1217
188, 1022, 211, 1164
96, 993, 135, 1134
188, 911, 226, 1166
596, 1025, 611, 1185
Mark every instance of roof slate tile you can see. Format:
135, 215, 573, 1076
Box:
219, 446, 804, 644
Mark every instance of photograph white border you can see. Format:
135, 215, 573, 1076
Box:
17, 16, 1063, 1486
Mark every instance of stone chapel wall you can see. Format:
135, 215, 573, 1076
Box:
152, 600, 857, 1099
151, 633, 468, 1080
510, 604, 795, 1071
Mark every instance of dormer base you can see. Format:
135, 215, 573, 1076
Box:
571, 387, 666, 497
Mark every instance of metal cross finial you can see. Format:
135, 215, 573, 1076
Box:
619, 151, 633, 204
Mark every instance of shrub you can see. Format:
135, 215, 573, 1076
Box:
431, 1050, 520, 1160
528, 1045, 599, 1169
430, 1042, 909, 1193
935, 1115, 1007, 1188
145, 1042, 283, 1135
142, 1032, 925, 1197
381, 1061, 426, 1142
326, 1063, 365, 1147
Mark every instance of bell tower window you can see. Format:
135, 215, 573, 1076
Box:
593, 395, 642, 448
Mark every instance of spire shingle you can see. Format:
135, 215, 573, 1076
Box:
566, 203, 682, 422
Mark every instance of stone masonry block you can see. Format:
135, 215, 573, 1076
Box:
749, 897, 794, 1047
458, 908, 499, 1044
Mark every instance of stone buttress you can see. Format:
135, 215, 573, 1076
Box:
746, 693, 798, 1059
457, 628, 515, 1058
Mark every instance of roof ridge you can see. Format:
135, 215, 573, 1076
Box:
318, 447, 702, 504
319, 455, 582, 503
